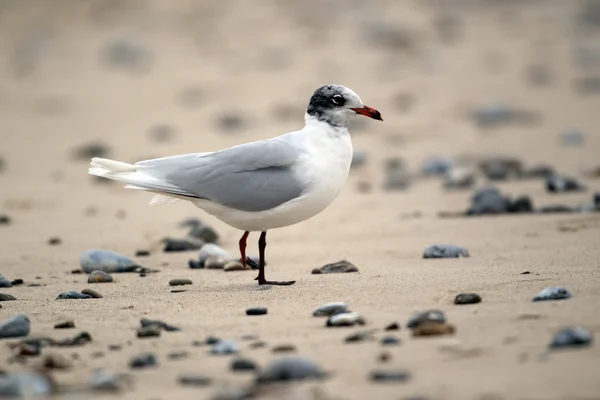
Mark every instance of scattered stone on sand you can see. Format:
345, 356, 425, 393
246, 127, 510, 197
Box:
88, 270, 114, 283
533, 287, 572, 301
135, 250, 150, 257
370, 370, 411, 383
520, 164, 555, 179
178, 373, 212, 387
10, 279, 23, 286
383, 158, 411, 191
54, 321, 75, 329
443, 167, 475, 190
381, 335, 401, 346
59, 289, 85, 301
56, 332, 92, 347
0, 315, 30, 338
378, 351, 392, 363
255, 357, 326, 384
407, 310, 446, 329
0, 372, 55, 397
199, 244, 232, 267
312, 260, 359, 274
102, 38, 151, 70
80, 249, 140, 273
167, 350, 189, 361
0, 275, 12, 288
550, 327, 593, 349
230, 358, 258, 372
140, 318, 180, 332
137, 325, 161, 338
47, 237, 61, 246
91, 370, 131, 392
423, 244, 469, 259
272, 344, 297, 353
0, 215, 11, 225
246, 307, 267, 316
422, 156, 453, 177
470, 104, 539, 128
211, 339, 239, 355
560, 129, 585, 146
206, 336, 221, 345
81, 288, 103, 298
0, 293, 16, 301
326, 312, 366, 327
454, 293, 482, 305
188, 259, 203, 269
351, 150, 367, 168
42, 353, 72, 370
205, 256, 230, 269
478, 157, 523, 181
148, 124, 176, 143
14, 341, 41, 357
169, 278, 192, 286
72, 141, 110, 160
249, 341, 267, 349
223, 260, 250, 271
412, 322, 456, 337
108, 344, 122, 351
537, 205, 574, 214
215, 111, 248, 134
467, 187, 533, 215
163, 237, 205, 252
546, 174, 585, 193
129, 352, 158, 369
180, 218, 219, 243
345, 330, 376, 343
312, 302, 350, 317
385, 322, 400, 331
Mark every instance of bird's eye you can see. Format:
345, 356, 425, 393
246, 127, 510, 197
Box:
331, 94, 345, 106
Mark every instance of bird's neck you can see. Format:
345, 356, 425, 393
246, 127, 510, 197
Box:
304, 113, 350, 137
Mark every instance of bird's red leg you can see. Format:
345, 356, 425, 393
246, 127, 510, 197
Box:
239, 231, 249, 267
255, 231, 296, 286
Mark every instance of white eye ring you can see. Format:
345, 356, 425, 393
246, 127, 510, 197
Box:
332, 95, 343, 105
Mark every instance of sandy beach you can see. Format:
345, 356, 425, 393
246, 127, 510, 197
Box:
1, 1, 600, 399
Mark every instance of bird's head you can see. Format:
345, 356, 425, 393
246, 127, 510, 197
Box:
306, 84, 382, 127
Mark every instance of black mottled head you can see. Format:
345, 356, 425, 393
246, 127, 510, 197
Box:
306, 84, 382, 127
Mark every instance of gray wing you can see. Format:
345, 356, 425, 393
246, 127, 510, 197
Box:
136, 138, 306, 212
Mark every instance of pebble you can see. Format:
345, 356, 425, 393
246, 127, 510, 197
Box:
479, 157, 523, 181
81, 288, 103, 298
326, 312, 366, 327
137, 325, 161, 338
246, 307, 267, 316
215, 111, 248, 134
0, 372, 54, 397
312, 260, 359, 274
47, 237, 61, 246
80, 249, 139, 273
180, 218, 219, 243
537, 205, 574, 214
188, 259, 203, 269
148, 124, 176, 143
129, 352, 158, 369
312, 302, 350, 317
345, 330, 375, 343
443, 167, 475, 190
88, 270, 114, 283
230, 358, 258, 372
0, 293, 16, 301
91, 370, 130, 392
135, 250, 150, 257
467, 187, 512, 215
15, 342, 41, 357
249, 341, 267, 349
0, 315, 30, 338
381, 335, 401, 346
56, 331, 92, 347
206, 336, 221, 345
54, 321, 75, 329
454, 293, 482, 305
560, 129, 585, 146
102, 38, 151, 70
0, 275, 12, 288
0, 214, 11, 225
167, 350, 189, 360
72, 141, 110, 160
108, 344, 122, 351
546, 174, 585, 193
178, 374, 212, 387
378, 351, 391, 363
163, 237, 205, 252
412, 322, 456, 337
140, 318, 180, 332
385, 322, 400, 331
223, 260, 250, 271
205, 256, 231, 270
199, 244, 232, 266
370, 370, 411, 383
423, 244, 469, 259
42, 353, 72, 370
422, 156, 453, 176
550, 327, 593, 349
169, 278, 192, 286
407, 309, 446, 329
533, 287, 572, 301
211, 339, 239, 355
57, 291, 93, 300
272, 344, 297, 353
520, 165, 555, 179
11, 279, 23, 286
255, 357, 326, 384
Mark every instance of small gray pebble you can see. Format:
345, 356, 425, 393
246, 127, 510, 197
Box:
180, 218, 219, 243
422, 156, 453, 176
211, 339, 238, 355
140, 318, 180, 332
55, 331, 92, 347
137, 325, 161, 338
167, 350, 190, 360
326, 312, 366, 327
533, 287, 571, 301
546, 174, 585, 193
54, 321, 75, 329
467, 187, 511, 215
370, 370, 411, 382
454, 293, 482, 305
423, 244, 469, 259
0, 293, 17, 301
345, 330, 375, 343
230, 358, 258, 371
560, 129, 585, 147
312, 260, 359, 274
178, 373, 212, 387
312, 302, 350, 317
81, 288, 103, 298
188, 259, 203, 269
129, 352, 157, 369
169, 278, 192, 286
0, 315, 30, 338
407, 310, 446, 329
255, 357, 326, 384
385, 322, 400, 331
80, 249, 139, 273
56, 291, 92, 300
550, 327, 593, 349
163, 237, 204, 252
0, 275, 12, 288
88, 270, 113, 283
380, 335, 401, 346
0, 372, 53, 397
246, 307, 267, 316
91, 370, 130, 392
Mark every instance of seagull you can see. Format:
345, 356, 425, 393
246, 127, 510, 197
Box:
89, 84, 382, 285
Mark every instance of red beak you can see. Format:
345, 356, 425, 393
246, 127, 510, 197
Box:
350, 105, 383, 121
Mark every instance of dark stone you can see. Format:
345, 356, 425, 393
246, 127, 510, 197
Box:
479, 157, 523, 181
345, 330, 375, 343
163, 237, 204, 252
137, 325, 161, 338
471, 104, 540, 128
423, 244, 469, 259
55, 332, 92, 347
407, 310, 446, 329
0, 215, 11, 225
422, 156, 452, 176
10, 279, 23, 286
72, 142, 110, 160
56, 291, 92, 300
537, 205, 574, 214
385, 322, 400, 331
509, 196, 534, 213
0, 315, 30, 338
88, 270, 114, 283
108, 344, 122, 351
129, 352, 158, 369
167, 350, 189, 360
81, 288, 103, 298
180, 218, 219, 243
135, 250, 150, 257
206, 336, 220, 345
246, 307, 267, 316
520, 271, 531, 275
171, 289, 186, 293
0, 293, 16, 301
15, 342, 41, 357
54, 321, 75, 329
188, 259, 203, 269
546, 174, 585, 193
102, 38, 151, 70
249, 341, 267, 349
42, 354, 72, 370
272, 344, 296, 353
0, 275, 12, 288
140, 318, 180, 332
454, 293, 482, 305
178, 374, 211, 387
550, 327, 593, 349
169, 278, 192, 286
533, 287, 571, 301
255, 357, 326, 384
312, 260, 359, 274
467, 187, 511, 215
383, 158, 411, 191
380, 335, 401, 346
230, 358, 258, 372
47, 237, 61, 246
370, 370, 410, 382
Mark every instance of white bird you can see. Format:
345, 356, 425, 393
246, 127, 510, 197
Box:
89, 84, 382, 285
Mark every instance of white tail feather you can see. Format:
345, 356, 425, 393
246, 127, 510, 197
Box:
90, 157, 137, 173
150, 194, 181, 206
